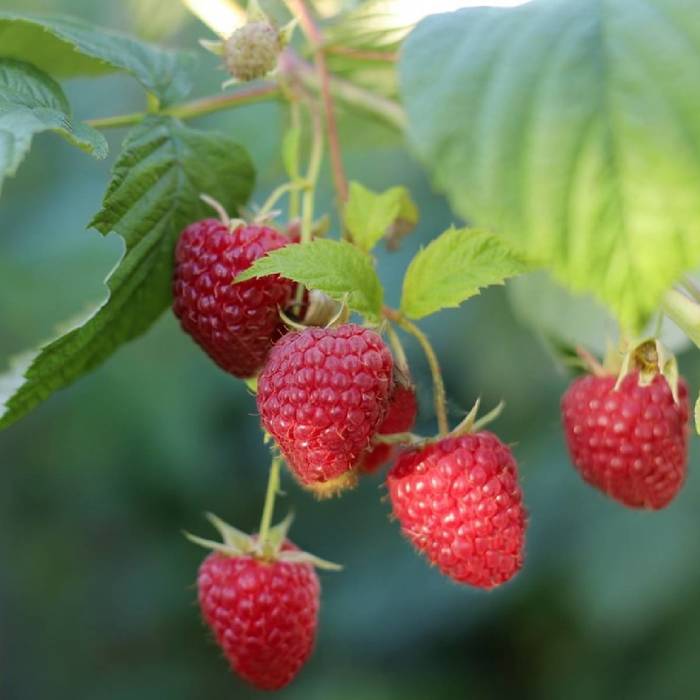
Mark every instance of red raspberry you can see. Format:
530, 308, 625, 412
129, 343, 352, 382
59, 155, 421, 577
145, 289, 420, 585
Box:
197, 541, 319, 691
173, 219, 295, 378
387, 432, 527, 589
359, 382, 418, 474
257, 324, 394, 495
561, 371, 689, 509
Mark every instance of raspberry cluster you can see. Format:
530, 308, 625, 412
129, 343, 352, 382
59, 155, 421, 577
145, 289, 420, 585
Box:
174, 215, 691, 693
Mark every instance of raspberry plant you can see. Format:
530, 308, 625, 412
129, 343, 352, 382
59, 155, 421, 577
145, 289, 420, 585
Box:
2, 0, 700, 691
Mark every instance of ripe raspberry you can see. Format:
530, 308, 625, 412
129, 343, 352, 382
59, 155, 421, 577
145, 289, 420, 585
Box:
359, 382, 418, 474
561, 371, 689, 509
198, 540, 319, 691
387, 432, 527, 589
257, 324, 394, 495
224, 21, 281, 82
173, 219, 295, 378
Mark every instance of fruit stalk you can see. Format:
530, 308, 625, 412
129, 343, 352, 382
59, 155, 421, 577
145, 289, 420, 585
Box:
301, 99, 324, 245
384, 308, 448, 436
288, 99, 302, 220
258, 456, 282, 547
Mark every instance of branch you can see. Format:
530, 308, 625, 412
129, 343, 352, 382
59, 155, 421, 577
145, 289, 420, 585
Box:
86, 82, 279, 129
86, 55, 406, 132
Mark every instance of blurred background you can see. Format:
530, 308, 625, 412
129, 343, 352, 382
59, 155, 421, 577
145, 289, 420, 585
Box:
2, 1, 700, 698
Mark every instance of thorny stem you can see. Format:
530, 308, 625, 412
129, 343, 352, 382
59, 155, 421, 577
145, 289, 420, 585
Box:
258, 456, 282, 546
384, 308, 449, 436
285, 0, 349, 207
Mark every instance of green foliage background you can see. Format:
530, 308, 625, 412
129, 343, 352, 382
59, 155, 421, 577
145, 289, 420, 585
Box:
1, 1, 700, 699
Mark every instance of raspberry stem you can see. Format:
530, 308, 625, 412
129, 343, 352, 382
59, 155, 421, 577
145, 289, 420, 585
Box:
384, 309, 449, 436
257, 179, 310, 220
285, 0, 349, 207
258, 456, 282, 549
301, 98, 324, 245
288, 100, 302, 220
386, 323, 409, 375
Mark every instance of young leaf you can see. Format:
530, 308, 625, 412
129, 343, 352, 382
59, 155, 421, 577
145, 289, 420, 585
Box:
236, 239, 383, 320
0, 115, 254, 430
400, 0, 700, 332
0, 58, 107, 196
400, 227, 529, 319
0, 11, 194, 104
344, 181, 418, 252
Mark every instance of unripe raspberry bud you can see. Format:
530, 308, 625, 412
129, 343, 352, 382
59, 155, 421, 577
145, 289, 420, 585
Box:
224, 21, 281, 82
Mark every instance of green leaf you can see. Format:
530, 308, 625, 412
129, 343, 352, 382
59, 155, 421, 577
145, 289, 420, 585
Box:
0, 58, 107, 195
0, 11, 194, 104
400, 0, 700, 332
695, 392, 700, 435
0, 115, 254, 430
236, 238, 383, 320
400, 226, 529, 319
344, 181, 418, 252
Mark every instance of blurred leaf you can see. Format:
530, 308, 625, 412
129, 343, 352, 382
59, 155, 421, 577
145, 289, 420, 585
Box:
322, 0, 409, 98
0, 115, 254, 429
400, 0, 700, 332
344, 181, 417, 252
661, 288, 700, 347
401, 226, 529, 319
0, 11, 194, 104
325, 0, 412, 50
0, 58, 107, 196
695, 392, 700, 434
236, 238, 383, 320
510, 272, 691, 356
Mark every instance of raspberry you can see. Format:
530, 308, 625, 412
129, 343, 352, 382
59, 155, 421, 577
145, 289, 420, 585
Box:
198, 540, 319, 691
387, 432, 527, 589
257, 324, 394, 495
359, 382, 418, 474
224, 21, 281, 82
561, 371, 689, 509
173, 219, 295, 378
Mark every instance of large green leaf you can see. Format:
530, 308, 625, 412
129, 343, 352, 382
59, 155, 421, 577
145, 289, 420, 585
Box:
0, 115, 254, 429
0, 58, 107, 195
236, 238, 384, 320
0, 11, 194, 104
400, 0, 700, 332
